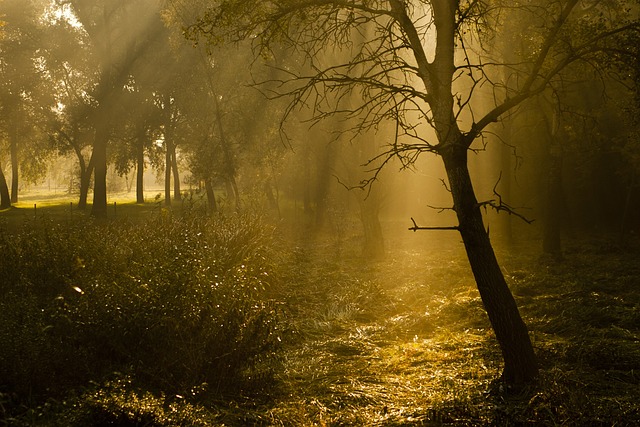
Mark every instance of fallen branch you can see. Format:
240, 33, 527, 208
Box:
409, 217, 459, 232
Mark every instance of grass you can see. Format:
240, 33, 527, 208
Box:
1, 197, 639, 426
0, 190, 208, 230
263, 232, 640, 426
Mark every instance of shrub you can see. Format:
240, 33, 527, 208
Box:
0, 213, 284, 414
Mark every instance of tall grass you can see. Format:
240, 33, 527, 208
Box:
0, 213, 284, 424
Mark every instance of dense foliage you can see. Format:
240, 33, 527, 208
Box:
0, 213, 284, 424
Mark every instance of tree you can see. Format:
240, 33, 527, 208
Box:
0, 0, 50, 204
0, 159, 10, 209
42, 6, 97, 208
166, 2, 274, 211
185, 0, 640, 386
61, 0, 166, 217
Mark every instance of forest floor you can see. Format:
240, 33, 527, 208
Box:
236, 227, 640, 426
1, 201, 639, 425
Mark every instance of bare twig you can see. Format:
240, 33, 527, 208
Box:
475, 172, 535, 224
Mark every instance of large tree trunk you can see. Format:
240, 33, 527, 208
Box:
0, 162, 11, 209
442, 143, 538, 386
90, 128, 109, 218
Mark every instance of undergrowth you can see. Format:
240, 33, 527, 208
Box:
265, 234, 640, 426
0, 213, 284, 426
1, 214, 639, 426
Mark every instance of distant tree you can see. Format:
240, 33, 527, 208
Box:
186, 0, 640, 386
41, 7, 98, 208
110, 83, 160, 204
0, 0, 50, 203
506, 1, 639, 256
59, 0, 166, 217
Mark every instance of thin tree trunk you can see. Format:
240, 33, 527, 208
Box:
303, 144, 312, 215
442, 143, 538, 386
498, 127, 514, 245
223, 179, 240, 210
10, 121, 18, 203
542, 148, 563, 258
79, 154, 94, 210
315, 143, 336, 228
264, 180, 280, 218
164, 139, 172, 207
136, 138, 145, 204
230, 177, 239, 210
620, 171, 635, 243
541, 107, 565, 259
212, 94, 239, 210
0, 161, 11, 209
205, 178, 217, 213
360, 196, 385, 258
171, 143, 181, 201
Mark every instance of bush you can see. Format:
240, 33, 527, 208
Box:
0, 213, 284, 414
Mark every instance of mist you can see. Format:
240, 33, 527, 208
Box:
1, 0, 639, 425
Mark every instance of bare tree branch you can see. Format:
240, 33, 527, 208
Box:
408, 217, 459, 232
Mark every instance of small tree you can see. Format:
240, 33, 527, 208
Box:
185, 0, 640, 386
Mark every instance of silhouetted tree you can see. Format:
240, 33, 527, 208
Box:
186, 0, 640, 386
0, 162, 10, 209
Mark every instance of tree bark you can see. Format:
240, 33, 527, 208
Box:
78, 153, 94, 210
164, 139, 172, 207
540, 106, 565, 259
442, 142, 538, 385
542, 150, 564, 258
212, 95, 239, 210
204, 178, 217, 213
303, 144, 312, 215
171, 143, 181, 201
264, 179, 280, 217
360, 196, 385, 258
10, 119, 19, 203
314, 142, 337, 228
136, 137, 145, 204
497, 126, 514, 245
90, 126, 109, 218
0, 161, 11, 209
88, 3, 114, 219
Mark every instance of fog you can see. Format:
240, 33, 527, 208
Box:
0, 0, 637, 248
1, 1, 639, 424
